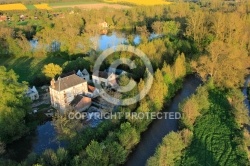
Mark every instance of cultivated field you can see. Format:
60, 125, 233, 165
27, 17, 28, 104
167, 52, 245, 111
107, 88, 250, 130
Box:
51, 3, 130, 9
104, 0, 172, 6
0, 1, 130, 11
34, 3, 51, 10
0, 3, 27, 10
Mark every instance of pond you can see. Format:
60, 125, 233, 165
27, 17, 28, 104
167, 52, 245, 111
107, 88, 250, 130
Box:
30, 32, 160, 52
5, 121, 64, 162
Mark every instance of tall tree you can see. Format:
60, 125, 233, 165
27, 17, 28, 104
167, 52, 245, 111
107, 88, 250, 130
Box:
172, 53, 186, 80
192, 41, 250, 88
147, 132, 186, 166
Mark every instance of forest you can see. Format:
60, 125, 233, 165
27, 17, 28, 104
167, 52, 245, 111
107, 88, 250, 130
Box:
0, 0, 250, 165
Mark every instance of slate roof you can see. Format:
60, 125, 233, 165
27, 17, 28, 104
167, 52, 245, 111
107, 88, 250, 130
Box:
92, 71, 110, 79
70, 95, 92, 111
52, 74, 86, 91
70, 95, 83, 107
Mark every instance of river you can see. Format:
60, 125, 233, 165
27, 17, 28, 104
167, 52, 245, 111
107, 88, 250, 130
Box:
243, 76, 250, 133
243, 76, 250, 110
125, 75, 202, 166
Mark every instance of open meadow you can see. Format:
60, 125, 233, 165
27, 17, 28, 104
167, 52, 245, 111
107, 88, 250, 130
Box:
104, 0, 172, 6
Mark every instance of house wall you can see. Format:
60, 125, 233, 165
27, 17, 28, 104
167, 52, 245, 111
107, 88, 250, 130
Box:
28, 93, 39, 101
82, 75, 90, 82
92, 74, 116, 87
92, 75, 108, 86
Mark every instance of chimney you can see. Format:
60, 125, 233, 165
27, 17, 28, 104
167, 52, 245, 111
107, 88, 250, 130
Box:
50, 78, 55, 89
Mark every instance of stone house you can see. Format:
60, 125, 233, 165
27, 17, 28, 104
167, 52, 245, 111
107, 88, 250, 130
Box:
49, 74, 88, 112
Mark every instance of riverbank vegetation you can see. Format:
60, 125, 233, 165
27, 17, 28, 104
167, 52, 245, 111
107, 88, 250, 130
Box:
0, 0, 250, 165
148, 84, 250, 165
0, 67, 32, 144
147, 1, 250, 165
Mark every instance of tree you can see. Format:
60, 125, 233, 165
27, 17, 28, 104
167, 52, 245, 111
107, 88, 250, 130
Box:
40, 148, 68, 166
105, 141, 128, 165
161, 62, 173, 84
84, 140, 108, 165
162, 21, 180, 37
172, 53, 186, 80
53, 112, 82, 141
0, 142, 5, 155
42, 63, 62, 79
118, 122, 140, 151
152, 21, 163, 34
227, 89, 249, 128
0, 66, 30, 143
148, 69, 168, 110
186, 10, 208, 46
180, 96, 200, 130
40, 149, 59, 166
147, 132, 186, 166
192, 41, 250, 88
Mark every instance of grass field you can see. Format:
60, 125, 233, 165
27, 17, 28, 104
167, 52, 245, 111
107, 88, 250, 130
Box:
0, 57, 66, 83
25, 4, 36, 10
180, 90, 247, 165
49, 0, 101, 6
104, 0, 172, 5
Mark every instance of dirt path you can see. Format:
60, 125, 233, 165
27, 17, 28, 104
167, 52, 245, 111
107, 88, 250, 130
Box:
51, 3, 131, 9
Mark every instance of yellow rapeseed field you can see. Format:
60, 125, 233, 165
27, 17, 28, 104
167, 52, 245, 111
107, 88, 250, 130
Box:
0, 3, 27, 11
104, 0, 172, 6
34, 3, 51, 10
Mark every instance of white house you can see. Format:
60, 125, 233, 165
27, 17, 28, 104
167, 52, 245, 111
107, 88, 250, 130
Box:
92, 71, 117, 87
76, 69, 90, 82
26, 86, 39, 101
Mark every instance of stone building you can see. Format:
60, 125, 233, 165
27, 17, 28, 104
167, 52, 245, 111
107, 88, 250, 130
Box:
49, 74, 88, 112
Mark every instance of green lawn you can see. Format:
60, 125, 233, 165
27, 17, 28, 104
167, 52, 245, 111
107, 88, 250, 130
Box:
49, 0, 102, 7
180, 90, 248, 165
25, 4, 36, 9
0, 56, 66, 83
16, 21, 29, 26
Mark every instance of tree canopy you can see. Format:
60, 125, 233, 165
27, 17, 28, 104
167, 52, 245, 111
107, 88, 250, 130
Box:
42, 63, 62, 79
0, 66, 31, 143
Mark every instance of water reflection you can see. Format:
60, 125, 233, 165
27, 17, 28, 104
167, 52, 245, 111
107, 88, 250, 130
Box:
5, 121, 63, 162
30, 32, 161, 52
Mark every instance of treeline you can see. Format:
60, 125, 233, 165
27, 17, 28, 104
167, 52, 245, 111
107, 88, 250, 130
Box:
0, 67, 32, 152
147, 83, 250, 165
145, 1, 250, 165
